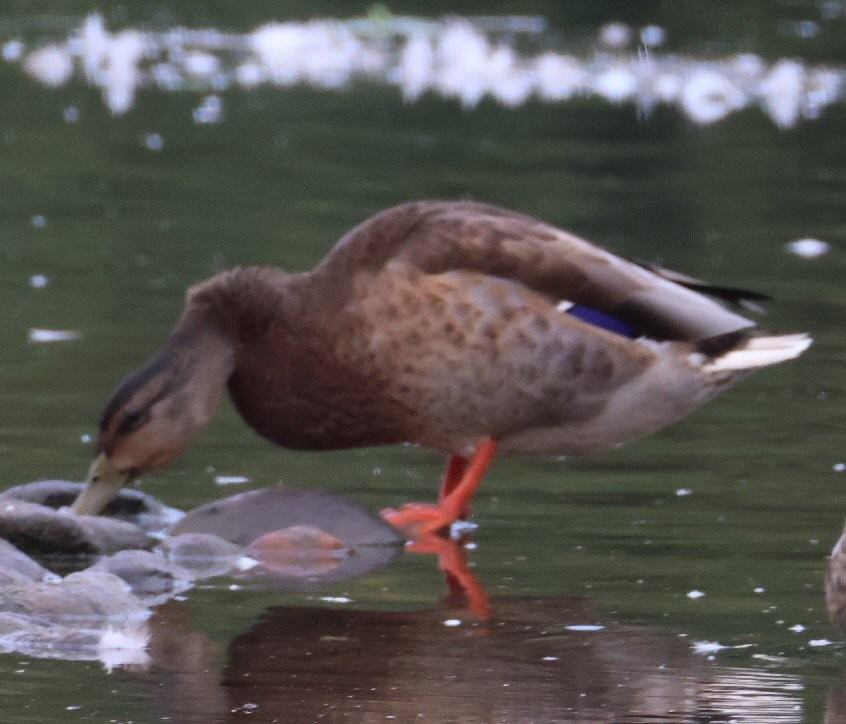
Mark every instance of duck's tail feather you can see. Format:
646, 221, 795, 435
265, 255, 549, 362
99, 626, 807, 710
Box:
698, 333, 812, 372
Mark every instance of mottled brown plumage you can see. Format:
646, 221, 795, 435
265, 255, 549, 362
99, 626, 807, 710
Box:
72, 201, 810, 533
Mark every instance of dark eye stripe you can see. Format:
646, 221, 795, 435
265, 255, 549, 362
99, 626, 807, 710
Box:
116, 378, 177, 434
100, 350, 184, 433
118, 408, 149, 434
100, 353, 169, 433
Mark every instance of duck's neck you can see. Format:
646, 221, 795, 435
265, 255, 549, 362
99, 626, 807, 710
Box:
179, 268, 310, 429
187, 266, 312, 337
165, 301, 237, 435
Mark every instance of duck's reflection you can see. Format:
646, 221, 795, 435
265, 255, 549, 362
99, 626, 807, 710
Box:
220, 596, 695, 722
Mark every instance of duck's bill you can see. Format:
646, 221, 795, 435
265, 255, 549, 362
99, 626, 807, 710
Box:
70, 452, 135, 516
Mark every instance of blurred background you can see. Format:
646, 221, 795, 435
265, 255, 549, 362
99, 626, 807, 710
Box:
1, 1, 844, 721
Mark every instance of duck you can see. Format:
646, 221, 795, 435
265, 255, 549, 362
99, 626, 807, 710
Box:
71, 200, 811, 536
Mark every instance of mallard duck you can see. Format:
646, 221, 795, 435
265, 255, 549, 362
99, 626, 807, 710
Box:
71, 201, 810, 535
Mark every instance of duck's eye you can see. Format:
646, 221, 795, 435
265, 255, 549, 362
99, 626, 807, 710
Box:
118, 408, 149, 434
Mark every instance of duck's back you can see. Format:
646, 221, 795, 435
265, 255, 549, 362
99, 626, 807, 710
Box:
317, 200, 756, 343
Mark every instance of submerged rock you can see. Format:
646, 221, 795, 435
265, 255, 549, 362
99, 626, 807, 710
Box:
0, 569, 148, 623
160, 532, 253, 579
90, 549, 194, 604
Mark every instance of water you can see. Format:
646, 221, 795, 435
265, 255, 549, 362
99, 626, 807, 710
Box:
1, 2, 845, 721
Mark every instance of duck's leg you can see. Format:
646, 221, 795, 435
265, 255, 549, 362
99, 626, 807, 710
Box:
440, 454, 469, 514
382, 439, 498, 537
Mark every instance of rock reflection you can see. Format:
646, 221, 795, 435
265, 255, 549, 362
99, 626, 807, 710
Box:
0, 566, 152, 669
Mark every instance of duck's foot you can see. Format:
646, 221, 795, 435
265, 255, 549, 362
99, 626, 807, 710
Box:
381, 502, 459, 537
381, 439, 498, 538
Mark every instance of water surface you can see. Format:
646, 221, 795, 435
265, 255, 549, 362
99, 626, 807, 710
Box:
1, 2, 845, 721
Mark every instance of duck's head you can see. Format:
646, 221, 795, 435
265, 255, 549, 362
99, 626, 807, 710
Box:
72, 317, 235, 516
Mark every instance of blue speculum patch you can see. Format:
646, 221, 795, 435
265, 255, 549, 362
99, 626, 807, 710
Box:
567, 305, 637, 338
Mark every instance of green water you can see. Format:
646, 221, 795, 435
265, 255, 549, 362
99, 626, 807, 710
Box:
1, 2, 845, 721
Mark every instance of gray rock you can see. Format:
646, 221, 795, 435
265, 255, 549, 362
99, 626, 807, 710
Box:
0, 569, 148, 624
0, 611, 102, 656
0, 539, 51, 585
0, 480, 183, 532
159, 533, 250, 579
169, 486, 403, 546
0, 610, 151, 667
0, 499, 151, 555
90, 549, 194, 603
168, 487, 402, 589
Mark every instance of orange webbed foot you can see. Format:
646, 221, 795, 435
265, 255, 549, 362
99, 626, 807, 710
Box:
381, 439, 498, 539
380, 502, 461, 537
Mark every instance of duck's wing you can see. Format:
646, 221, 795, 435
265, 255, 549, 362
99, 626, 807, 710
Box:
322, 200, 756, 342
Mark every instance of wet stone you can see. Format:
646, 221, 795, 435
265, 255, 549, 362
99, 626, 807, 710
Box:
0, 499, 152, 556
0, 570, 148, 624
159, 532, 250, 579
90, 550, 195, 603
169, 487, 403, 587
0, 539, 51, 585
825, 519, 846, 631
169, 486, 403, 546
0, 611, 103, 657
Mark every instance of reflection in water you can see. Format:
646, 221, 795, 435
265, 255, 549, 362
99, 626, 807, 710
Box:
222, 598, 695, 722
139, 582, 808, 722
0, 512, 813, 720
126, 541, 804, 722
10, 13, 845, 126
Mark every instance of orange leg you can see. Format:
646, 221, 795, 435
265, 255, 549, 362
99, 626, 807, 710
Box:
440, 454, 469, 501
382, 439, 498, 537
